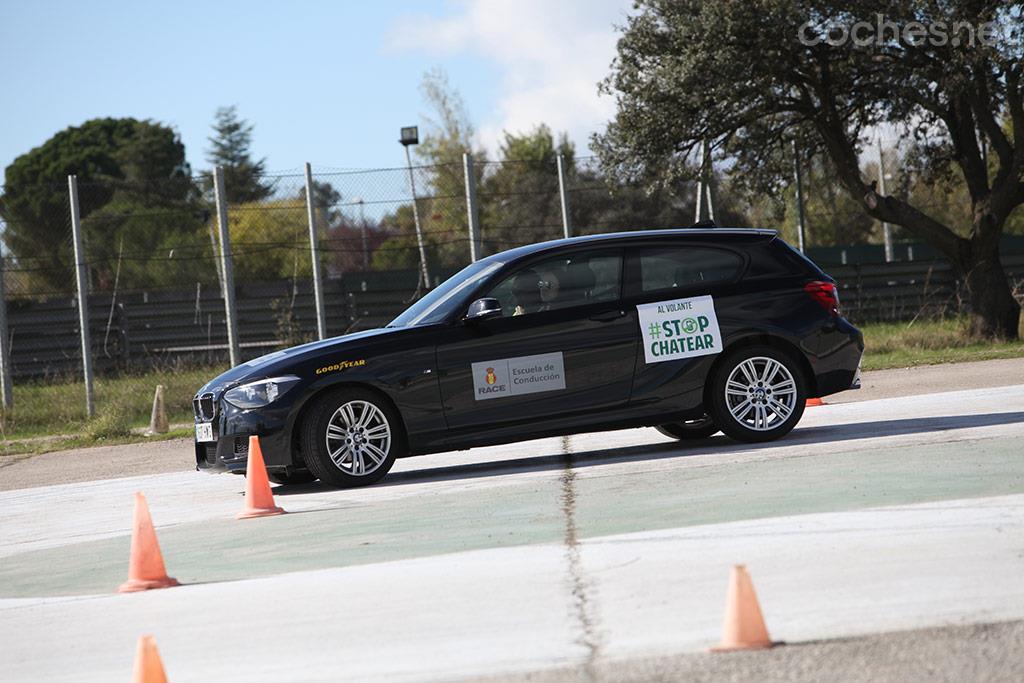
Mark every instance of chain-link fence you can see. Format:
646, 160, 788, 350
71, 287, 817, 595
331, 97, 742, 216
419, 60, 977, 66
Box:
1, 154, 1022, 442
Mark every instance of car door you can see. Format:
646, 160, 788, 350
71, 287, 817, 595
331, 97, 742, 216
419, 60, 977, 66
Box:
436, 248, 637, 431
625, 243, 747, 410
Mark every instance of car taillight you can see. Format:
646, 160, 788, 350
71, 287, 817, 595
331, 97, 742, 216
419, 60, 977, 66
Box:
804, 280, 840, 317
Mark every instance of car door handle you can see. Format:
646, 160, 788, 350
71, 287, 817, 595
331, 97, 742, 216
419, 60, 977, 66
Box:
589, 309, 626, 322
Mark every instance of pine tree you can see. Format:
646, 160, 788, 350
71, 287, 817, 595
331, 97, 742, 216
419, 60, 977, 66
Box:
206, 106, 272, 203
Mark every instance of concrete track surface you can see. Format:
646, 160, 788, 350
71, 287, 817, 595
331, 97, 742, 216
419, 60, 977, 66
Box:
1, 383, 1023, 681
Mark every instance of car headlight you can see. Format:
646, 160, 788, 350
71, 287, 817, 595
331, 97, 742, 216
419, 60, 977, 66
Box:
223, 376, 300, 409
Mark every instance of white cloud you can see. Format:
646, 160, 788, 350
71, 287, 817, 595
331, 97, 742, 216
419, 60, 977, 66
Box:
389, 0, 631, 157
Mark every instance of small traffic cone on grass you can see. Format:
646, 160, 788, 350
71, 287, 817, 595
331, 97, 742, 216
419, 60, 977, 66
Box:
145, 385, 169, 435
131, 635, 169, 683
236, 435, 286, 519
118, 493, 179, 593
711, 564, 774, 651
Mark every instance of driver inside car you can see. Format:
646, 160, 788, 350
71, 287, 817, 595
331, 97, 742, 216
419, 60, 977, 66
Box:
512, 268, 561, 315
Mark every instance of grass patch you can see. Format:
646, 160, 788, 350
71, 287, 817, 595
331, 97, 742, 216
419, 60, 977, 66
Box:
0, 364, 225, 441
858, 317, 1024, 370
0, 427, 194, 457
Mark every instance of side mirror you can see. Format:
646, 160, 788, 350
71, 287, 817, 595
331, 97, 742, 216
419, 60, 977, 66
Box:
464, 297, 502, 322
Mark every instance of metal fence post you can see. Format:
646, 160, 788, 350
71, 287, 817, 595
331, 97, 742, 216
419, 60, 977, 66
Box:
792, 140, 807, 254
304, 162, 328, 340
556, 154, 572, 239
695, 139, 716, 223
68, 175, 95, 417
877, 136, 893, 263
213, 166, 241, 367
0, 241, 13, 410
463, 153, 482, 262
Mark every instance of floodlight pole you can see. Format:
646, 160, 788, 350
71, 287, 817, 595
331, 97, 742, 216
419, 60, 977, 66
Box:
401, 145, 430, 290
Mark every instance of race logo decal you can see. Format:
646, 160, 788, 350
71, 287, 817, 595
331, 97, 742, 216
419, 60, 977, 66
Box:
637, 295, 723, 363
471, 352, 566, 401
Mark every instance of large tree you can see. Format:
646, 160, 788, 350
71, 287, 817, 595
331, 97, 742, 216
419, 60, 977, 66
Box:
414, 68, 480, 267
206, 106, 273, 203
596, 0, 1024, 338
479, 124, 575, 249
0, 117, 199, 293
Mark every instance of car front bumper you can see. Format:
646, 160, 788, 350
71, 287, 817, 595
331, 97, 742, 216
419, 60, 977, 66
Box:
193, 395, 298, 474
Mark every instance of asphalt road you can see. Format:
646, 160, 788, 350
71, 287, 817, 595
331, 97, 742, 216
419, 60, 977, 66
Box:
1, 365, 1022, 681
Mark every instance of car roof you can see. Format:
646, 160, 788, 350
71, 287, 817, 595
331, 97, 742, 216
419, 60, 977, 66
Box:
481, 227, 779, 263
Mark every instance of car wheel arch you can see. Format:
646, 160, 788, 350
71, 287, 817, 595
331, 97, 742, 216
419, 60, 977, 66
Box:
288, 381, 410, 465
703, 333, 818, 408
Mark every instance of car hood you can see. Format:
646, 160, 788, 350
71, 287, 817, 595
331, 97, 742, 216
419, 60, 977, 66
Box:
196, 326, 407, 395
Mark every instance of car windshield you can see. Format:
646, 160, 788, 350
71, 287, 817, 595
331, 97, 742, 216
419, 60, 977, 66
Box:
388, 259, 504, 327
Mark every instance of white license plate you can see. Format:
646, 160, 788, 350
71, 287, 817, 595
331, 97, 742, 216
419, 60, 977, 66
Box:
195, 422, 215, 442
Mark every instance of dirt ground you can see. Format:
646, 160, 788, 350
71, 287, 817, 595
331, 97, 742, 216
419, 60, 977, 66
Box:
2, 356, 1022, 492
486, 620, 1024, 683
828, 356, 1024, 403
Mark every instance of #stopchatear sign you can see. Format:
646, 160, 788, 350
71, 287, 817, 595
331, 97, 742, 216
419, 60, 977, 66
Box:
637, 295, 723, 364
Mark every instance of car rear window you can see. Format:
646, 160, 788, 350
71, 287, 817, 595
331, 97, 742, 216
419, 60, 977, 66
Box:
743, 239, 799, 278
633, 246, 744, 293
770, 238, 827, 278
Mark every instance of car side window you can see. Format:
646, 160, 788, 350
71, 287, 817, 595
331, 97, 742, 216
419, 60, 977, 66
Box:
634, 246, 743, 294
485, 251, 622, 317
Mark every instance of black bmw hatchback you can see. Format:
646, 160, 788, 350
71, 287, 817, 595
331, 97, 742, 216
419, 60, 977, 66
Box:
194, 228, 863, 487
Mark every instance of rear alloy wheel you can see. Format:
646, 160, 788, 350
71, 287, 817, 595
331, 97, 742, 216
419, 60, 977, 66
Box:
301, 389, 402, 487
655, 415, 719, 440
708, 346, 806, 443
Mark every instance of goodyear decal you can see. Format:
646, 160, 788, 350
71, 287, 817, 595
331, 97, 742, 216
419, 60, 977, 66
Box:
316, 359, 366, 375
637, 295, 723, 363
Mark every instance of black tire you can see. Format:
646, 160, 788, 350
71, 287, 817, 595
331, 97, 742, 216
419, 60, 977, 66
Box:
655, 415, 719, 440
267, 469, 317, 486
300, 388, 403, 488
707, 345, 807, 443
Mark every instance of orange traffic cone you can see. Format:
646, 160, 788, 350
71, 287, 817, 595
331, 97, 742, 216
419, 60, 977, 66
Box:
131, 635, 169, 683
236, 435, 286, 519
711, 564, 774, 651
118, 493, 179, 593
806, 397, 825, 407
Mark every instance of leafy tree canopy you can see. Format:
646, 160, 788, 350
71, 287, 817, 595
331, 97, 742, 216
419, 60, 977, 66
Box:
0, 117, 196, 293
227, 198, 311, 282
596, 0, 1024, 338
416, 67, 478, 167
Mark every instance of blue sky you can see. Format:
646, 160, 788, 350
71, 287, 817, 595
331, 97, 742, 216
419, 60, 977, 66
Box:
0, 0, 632, 179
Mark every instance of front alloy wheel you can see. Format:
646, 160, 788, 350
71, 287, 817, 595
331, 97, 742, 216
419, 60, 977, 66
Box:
301, 389, 402, 487
708, 346, 806, 442
325, 400, 392, 477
